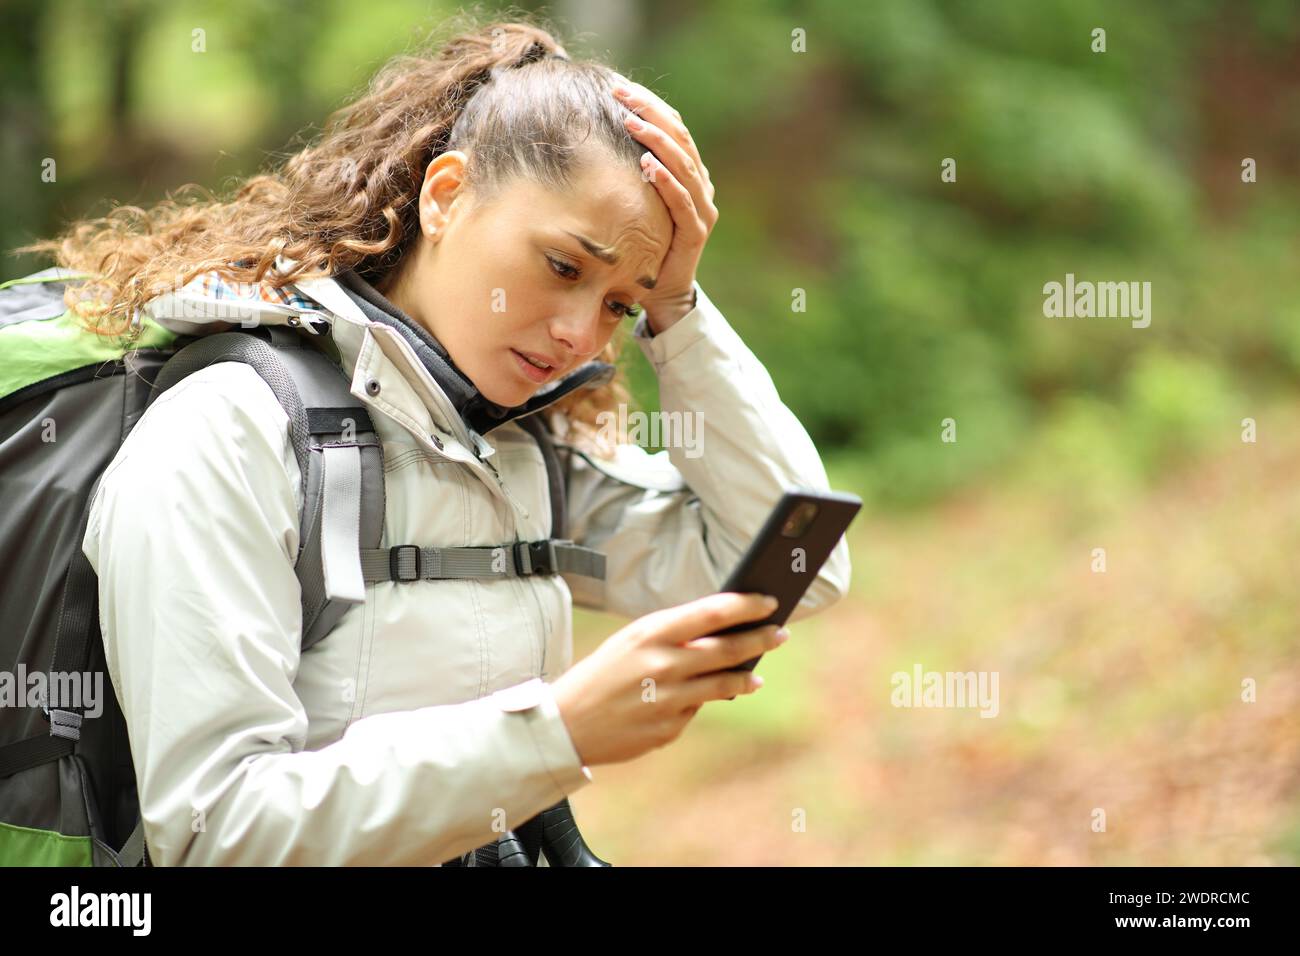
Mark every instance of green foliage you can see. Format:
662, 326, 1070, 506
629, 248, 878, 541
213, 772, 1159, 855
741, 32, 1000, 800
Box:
3, 0, 1297, 510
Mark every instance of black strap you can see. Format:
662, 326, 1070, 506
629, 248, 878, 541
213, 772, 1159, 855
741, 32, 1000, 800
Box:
49, 504, 101, 692
0, 486, 100, 770
0, 732, 73, 779
306, 406, 375, 435
0, 482, 102, 776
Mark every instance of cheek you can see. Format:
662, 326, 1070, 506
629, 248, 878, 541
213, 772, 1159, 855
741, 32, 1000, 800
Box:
441, 269, 534, 342
489, 275, 562, 335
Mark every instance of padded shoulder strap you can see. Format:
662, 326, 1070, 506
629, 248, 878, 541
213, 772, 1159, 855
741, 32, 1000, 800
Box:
253, 327, 386, 650
150, 326, 385, 651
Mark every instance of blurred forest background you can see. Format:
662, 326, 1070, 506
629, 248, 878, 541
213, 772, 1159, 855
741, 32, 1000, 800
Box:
3, 0, 1298, 864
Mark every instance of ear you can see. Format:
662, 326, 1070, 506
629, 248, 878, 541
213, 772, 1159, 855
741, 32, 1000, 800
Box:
418, 150, 469, 241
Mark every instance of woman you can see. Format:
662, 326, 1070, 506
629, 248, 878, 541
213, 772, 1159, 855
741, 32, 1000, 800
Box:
37, 18, 850, 865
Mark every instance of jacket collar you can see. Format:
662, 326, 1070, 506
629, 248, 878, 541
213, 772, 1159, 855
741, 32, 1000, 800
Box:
331, 268, 614, 438
288, 269, 616, 442
141, 260, 614, 445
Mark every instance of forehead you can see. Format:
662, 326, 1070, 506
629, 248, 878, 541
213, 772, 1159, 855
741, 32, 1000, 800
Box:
491, 156, 673, 259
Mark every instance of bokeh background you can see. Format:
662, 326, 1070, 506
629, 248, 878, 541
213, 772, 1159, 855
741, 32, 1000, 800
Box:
5, 0, 1298, 864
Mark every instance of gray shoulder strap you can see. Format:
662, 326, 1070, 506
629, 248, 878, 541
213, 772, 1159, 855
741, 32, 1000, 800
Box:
150, 326, 385, 652
256, 327, 385, 650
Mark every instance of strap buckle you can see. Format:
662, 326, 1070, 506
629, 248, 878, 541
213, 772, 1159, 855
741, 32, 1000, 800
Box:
36, 687, 83, 741
49, 710, 83, 741
389, 545, 423, 582
513, 540, 559, 576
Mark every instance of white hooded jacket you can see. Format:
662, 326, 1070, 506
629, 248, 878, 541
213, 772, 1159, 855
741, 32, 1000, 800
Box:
80, 263, 851, 865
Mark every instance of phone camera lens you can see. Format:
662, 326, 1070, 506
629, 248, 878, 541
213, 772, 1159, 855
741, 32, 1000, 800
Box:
780, 502, 819, 538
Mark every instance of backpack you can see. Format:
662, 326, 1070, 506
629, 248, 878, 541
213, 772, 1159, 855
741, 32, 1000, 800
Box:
0, 267, 607, 866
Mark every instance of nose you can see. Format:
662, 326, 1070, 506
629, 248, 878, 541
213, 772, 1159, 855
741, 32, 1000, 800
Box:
549, 305, 604, 360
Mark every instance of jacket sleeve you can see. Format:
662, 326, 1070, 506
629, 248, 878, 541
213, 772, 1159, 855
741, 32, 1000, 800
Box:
558, 281, 852, 622
82, 362, 591, 867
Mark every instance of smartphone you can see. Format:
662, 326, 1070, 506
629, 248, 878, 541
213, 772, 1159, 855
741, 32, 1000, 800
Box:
713, 487, 862, 677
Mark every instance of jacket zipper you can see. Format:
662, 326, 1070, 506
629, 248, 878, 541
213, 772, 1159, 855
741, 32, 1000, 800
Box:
475, 444, 533, 523
360, 325, 522, 510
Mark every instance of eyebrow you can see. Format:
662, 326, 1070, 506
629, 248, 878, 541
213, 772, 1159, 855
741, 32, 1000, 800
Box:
563, 230, 657, 290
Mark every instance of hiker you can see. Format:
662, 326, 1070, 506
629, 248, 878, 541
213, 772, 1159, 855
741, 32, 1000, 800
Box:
2, 18, 849, 866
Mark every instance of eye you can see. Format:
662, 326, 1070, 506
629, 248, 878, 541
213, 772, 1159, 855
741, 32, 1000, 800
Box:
546, 254, 580, 280
547, 254, 641, 320
606, 300, 642, 320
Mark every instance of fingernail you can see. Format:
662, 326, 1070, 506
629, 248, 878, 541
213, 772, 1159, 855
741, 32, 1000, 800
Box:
774, 627, 790, 644
750, 674, 765, 688
764, 595, 780, 611
626, 116, 643, 130
613, 85, 630, 97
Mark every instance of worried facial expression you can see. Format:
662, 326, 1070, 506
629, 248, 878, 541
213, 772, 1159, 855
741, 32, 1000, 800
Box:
379, 148, 673, 408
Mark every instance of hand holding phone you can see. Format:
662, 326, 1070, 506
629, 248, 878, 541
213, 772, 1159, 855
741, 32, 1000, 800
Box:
713, 488, 861, 682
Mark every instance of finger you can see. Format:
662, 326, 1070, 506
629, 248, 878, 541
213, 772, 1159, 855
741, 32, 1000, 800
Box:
629, 120, 713, 227
642, 591, 780, 647
625, 85, 714, 204
639, 152, 711, 245
611, 80, 716, 212
613, 81, 699, 169
684, 625, 788, 675
682, 667, 763, 708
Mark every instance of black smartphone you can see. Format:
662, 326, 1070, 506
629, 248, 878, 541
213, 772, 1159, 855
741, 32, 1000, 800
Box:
713, 487, 862, 676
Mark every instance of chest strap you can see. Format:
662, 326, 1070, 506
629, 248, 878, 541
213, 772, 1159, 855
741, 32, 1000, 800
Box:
361, 539, 606, 583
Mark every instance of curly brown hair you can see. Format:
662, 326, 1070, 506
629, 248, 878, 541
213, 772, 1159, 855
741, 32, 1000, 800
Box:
18, 11, 649, 451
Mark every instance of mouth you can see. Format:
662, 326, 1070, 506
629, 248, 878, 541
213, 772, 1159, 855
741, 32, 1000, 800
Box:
510, 348, 559, 383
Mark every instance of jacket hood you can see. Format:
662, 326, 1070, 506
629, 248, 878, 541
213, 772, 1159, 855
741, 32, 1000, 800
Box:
141, 265, 616, 438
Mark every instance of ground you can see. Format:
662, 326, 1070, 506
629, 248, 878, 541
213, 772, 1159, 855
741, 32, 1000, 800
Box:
568, 402, 1300, 865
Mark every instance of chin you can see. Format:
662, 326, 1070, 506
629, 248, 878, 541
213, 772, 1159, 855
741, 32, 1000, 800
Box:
488, 386, 531, 408
477, 375, 532, 409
